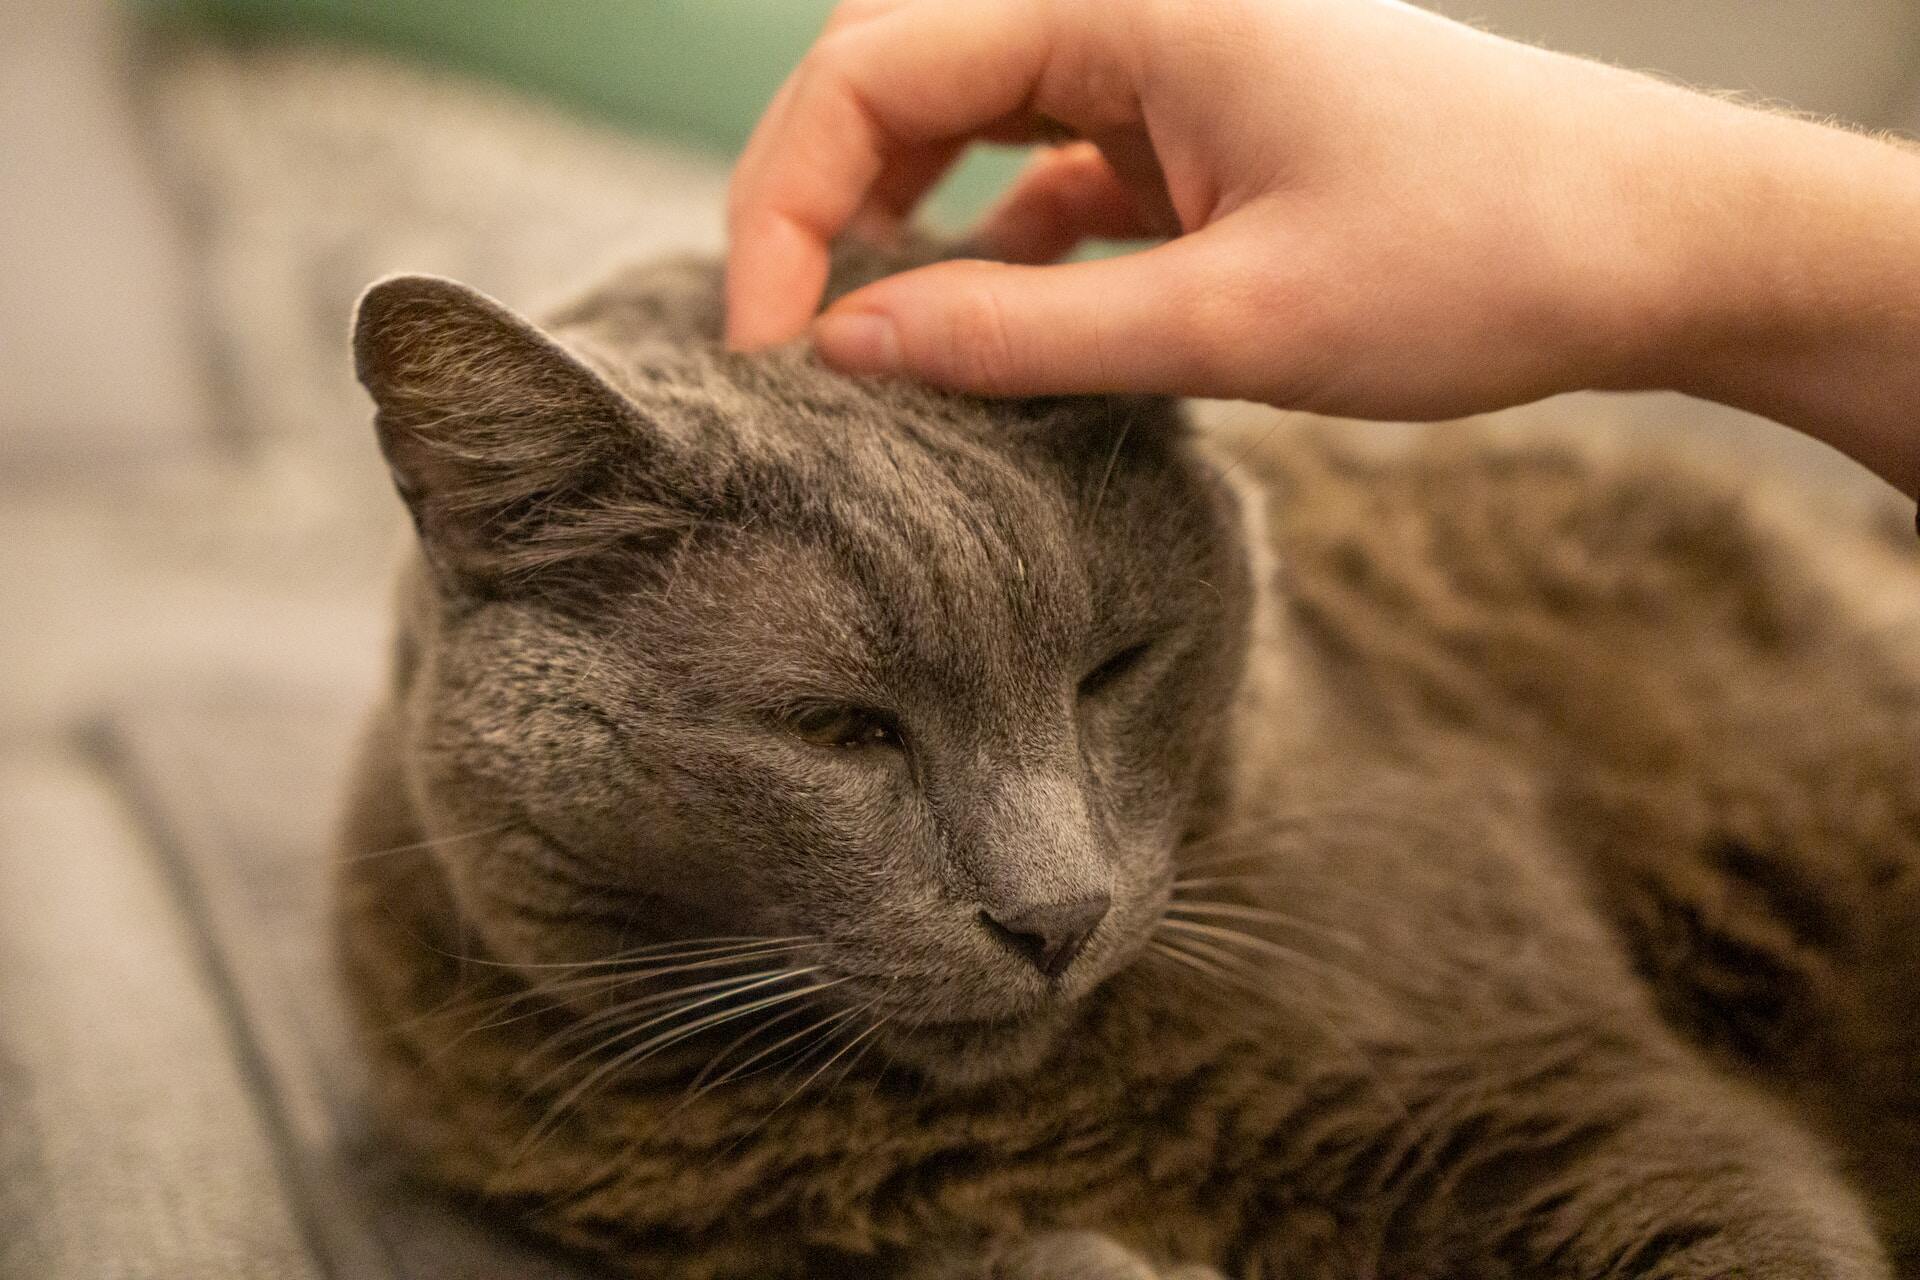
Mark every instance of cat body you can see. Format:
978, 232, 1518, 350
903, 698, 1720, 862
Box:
338, 244, 1920, 1279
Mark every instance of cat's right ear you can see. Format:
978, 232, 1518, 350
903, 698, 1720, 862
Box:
353, 274, 656, 590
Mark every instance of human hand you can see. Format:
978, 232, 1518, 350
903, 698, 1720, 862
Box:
726, 0, 1920, 494
724, 0, 1723, 416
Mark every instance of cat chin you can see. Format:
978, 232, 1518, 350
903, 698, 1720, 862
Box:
873, 1010, 1069, 1089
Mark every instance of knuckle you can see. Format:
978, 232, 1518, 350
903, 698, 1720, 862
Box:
798, 31, 886, 146
724, 190, 783, 248
823, 0, 899, 32
803, 27, 867, 81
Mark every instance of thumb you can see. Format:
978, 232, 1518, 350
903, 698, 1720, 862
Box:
810, 239, 1236, 398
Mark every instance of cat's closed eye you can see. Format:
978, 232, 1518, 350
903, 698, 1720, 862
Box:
1079, 640, 1154, 700
786, 703, 905, 751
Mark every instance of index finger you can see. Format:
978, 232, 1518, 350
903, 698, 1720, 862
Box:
724, 0, 1056, 349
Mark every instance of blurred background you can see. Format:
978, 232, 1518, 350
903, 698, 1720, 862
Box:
6, 0, 1920, 746
2, 2, 1919, 1275
8, 0, 1920, 744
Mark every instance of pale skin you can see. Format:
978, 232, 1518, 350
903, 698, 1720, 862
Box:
724, 0, 1920, 500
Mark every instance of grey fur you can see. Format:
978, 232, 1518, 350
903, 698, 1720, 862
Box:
338, 242, 1920, 1280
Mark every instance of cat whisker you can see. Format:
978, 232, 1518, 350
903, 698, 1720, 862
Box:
1161, 924, 1400, 1063
830, 1009, 889, 1094
382, 968, 522, 1036
594, 976, 847, 1083
1170, 875, 1286, 891
408, 971, 618, 1049
684, 1002, 863, 1101
536, 960, 825, 1049
520, 942, 817, 1000
1187, 809, 1321, 844
1090, 402, 1137, 516
341, 822, 519, 864
517, 965, 821, 1079
402, 931, 810, 984
515, 972, 844, 1157
1156, 918, 1400, 1012
1172, 812, 1323, 862
1175, 802, 1482, 872
1159, 936, 1406, 1121
466, 965, 788, 1054
1169, 856, 1277, 882
768, 998, 889, 1115
705, 998, 884, 1160
409, 940, 820, 1050
469, 934, 814, 973
1166, 899, 1366, 952
1209, 412, 1296, 485
1153, 931, 1382, 1065
1171, 872, 1409, 916
405, 954, 672, 1024
1150, 937, 1261, 992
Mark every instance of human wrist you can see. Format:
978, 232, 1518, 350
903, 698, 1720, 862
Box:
1612, 101, 1920, 495
1473, 63, 1759, 412
1552, 79, 1781, 398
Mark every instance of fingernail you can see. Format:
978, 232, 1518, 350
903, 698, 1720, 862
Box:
813, 311, 901, 374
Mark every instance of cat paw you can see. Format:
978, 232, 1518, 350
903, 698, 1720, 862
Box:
987, 1232, 1224, 1280
898, 1231, 1223, 1280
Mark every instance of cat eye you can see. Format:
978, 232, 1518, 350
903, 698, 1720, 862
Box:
1079, 640, 1154, 700
786, 703, 904, 751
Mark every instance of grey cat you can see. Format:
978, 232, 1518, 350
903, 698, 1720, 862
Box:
338, 240, 1920, 1279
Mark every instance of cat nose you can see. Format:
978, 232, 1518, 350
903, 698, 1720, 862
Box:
979, 894, 1110, 978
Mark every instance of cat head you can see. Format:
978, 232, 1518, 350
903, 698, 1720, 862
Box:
353, 249, 1253, 1085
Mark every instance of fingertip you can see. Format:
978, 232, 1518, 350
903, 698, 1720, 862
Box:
812, 308, 903, 375
838, 242, 1234, 398
724, 213, 834, 351
822, 260, 1052, 396
722, 287, 787, 352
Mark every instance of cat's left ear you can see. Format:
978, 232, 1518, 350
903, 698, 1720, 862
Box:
353, 274, 661, 588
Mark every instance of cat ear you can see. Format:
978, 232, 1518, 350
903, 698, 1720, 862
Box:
353, 274, 655, 588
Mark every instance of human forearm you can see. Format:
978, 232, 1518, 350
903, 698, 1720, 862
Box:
1637, 112, 1920, 497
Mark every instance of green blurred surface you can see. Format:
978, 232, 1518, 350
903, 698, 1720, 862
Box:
135, 0, 1027, 224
